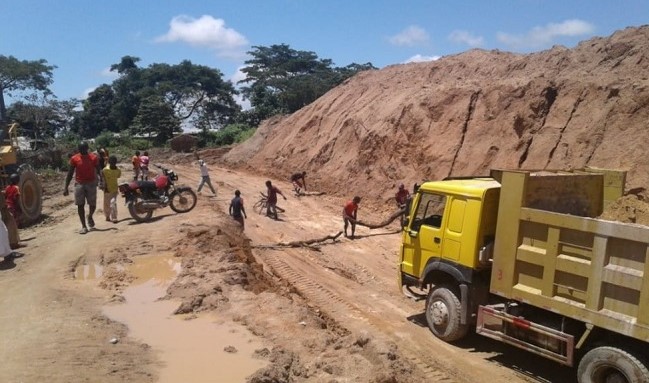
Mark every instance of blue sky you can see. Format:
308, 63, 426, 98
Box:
1, 0, 648, 104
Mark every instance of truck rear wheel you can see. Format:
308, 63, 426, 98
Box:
577, 346, 649, 383
425, 286, 468, 342
18, 168, 42, 225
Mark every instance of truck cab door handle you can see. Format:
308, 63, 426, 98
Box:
434, 237, 441, 244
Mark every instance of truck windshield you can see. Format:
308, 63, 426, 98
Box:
411, 193, 446, 231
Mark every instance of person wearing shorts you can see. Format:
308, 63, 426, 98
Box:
139, 151, 150, 180
132, 150, 141, 181
265, 180, 286, 220
343, 196, 361, 239
64, 142, 102, 234
229, 190, 247, 230
290, 171, 307, 194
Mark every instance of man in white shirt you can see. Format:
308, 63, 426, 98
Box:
197, 160, 217, 195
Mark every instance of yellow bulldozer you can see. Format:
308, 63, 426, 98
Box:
0, 123, 43, 246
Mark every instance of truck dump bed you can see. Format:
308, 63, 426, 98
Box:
489, 169, 649, 341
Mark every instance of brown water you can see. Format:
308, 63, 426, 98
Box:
102, 254, 267, 382
74, 263, 104, 280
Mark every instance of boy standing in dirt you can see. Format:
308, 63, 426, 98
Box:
4, 174, 21, 227
102, 155, 121, 223
131, 150, 141, 180
343, 196, 361, 239
197, 160, 217, 195
229, 190, 247, 230
139, 151, 150, 180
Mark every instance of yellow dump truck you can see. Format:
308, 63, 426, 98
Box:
398, 168, 649, 383
0, 122, 43, 226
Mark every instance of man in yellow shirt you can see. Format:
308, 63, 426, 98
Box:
102, 156, 122, 223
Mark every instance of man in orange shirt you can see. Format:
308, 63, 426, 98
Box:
64, 142, 102, 234
342, 196, 361, 239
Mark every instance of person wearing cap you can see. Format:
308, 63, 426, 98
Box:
196, 159, 217, 195
342, 196, 361, 239
395, 183, 410, 208
229, 189, 247, 230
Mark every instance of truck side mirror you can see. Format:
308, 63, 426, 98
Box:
408, 230, 418, 238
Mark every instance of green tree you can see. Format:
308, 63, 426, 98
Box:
239, 44, 376, 121
110, 55, 141, 75
7, 97, 79, 139
78, 84, 117, 137
0, 55, 56, 123
143, 60, 240, 126
79, 57, 240, 137
130, 94, 181, 143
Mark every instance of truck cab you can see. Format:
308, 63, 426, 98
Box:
399, 177, 500, 340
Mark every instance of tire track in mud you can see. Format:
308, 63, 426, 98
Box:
260, 249, 459, 382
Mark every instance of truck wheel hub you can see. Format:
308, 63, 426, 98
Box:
430, 301, 448, 326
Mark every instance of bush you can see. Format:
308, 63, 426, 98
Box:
95, 130, 121, 149
199, 124, 255, 147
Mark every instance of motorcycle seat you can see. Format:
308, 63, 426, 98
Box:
137, 180, 157, 192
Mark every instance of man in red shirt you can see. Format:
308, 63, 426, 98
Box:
342, 196, 361, 238
265, 180, 286, 220
63, 142, 102, 234
395, 184, 410, 208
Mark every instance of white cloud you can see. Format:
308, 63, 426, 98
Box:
448, 30, 484, 47
389, 25, 430, 46
497, 19, 595, 49
404, 54, 440, 64
155, 15, 249, 58
81, 87, 96, 100
100, 67, 119, 78
230, 66, 248, 84
234, 94, 251, 111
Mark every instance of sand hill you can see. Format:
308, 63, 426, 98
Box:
223, 25, 649, 204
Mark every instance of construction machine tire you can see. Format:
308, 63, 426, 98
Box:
18, 168, 42, 225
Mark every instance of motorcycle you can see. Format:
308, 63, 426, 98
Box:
118, 164, 197, 222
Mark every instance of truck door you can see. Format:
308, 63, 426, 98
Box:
400, 192, 447, 277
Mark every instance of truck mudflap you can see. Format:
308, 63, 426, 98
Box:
476, 305, 575, 366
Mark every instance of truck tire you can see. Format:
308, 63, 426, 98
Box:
18, 168, 42, 225
425, 286, 468, 342
577, 346, 649, 383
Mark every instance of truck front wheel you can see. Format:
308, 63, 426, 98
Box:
577, 346, 649, 383
425, 286, 468, 342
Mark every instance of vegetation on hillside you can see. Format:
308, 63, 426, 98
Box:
1, 45, 375, 152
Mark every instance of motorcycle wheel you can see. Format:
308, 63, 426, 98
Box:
128, 196, 154, 222
169, 189, 197, 213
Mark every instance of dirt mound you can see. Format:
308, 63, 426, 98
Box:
224, 25, 649, 204
600, 194, 649, 225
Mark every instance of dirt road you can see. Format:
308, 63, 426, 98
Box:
0, 159, 575, 382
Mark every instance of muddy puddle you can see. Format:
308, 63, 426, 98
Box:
102, 253, 267, 382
